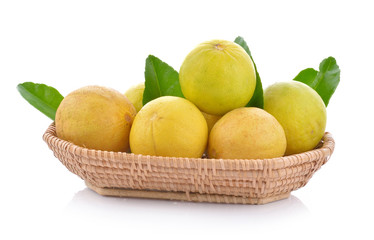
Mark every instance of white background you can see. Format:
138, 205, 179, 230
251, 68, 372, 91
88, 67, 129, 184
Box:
1, 0, 373, 239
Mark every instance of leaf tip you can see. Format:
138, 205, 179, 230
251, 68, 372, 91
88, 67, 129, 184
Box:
234, 36, 243, 41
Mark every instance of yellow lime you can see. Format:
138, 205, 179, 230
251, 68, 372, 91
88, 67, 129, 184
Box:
264, 81, 327, 155
201, 111, 221, 134
208, 107, 286, 159
124, 83, 145, 112
129, 96, 208, 158
56, 86, 136, 152
179, 39, 256, 115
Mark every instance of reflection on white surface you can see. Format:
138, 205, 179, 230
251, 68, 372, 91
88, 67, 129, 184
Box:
65, 187, 310, 228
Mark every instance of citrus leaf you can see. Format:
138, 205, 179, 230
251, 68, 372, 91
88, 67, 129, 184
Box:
234, 36, 264, 109
143, 55, 184, 105
17, 82, 64, 120
293, 68, 318, 87
314, 57, 340, 106
293, 57, 340, 106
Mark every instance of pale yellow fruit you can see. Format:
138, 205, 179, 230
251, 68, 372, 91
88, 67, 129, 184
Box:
179, 39, 256, 115
124, 83, 145, 112
130, 96, 208, 158
55, 85, 136, 152
208, 107, 286, 159
264, 81, 327, 155
201, 111, 221, 134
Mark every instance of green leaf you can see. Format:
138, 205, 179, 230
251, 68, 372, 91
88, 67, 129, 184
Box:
17, 82, 64, 120
142, 55, 184, 105
294, 57, 340, 106
314, 57, 340, 106
293, 68, 318, 87
234, 36, 264, 109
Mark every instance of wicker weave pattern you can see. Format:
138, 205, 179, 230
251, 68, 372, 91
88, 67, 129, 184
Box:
43, 123, 334, 204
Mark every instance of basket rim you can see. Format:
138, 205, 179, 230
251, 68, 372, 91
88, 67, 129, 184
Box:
43, 122, 334, 170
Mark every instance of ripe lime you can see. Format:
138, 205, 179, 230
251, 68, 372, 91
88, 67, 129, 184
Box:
179, 39, 256, 115
129, 96, 208, 158
56, 86, 136, 152
124, 83, 144, 113
201, 111, 221, 134
208, 107, 286, 159
264, 81, 327, 155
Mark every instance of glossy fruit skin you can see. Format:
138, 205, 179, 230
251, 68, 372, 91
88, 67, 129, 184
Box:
124, 83, 144, 113
264, 81, 327, 155
129, 96, 208, 158
55, 86, 136, 152
179, 39, 256, 115
208, 107, 287, 159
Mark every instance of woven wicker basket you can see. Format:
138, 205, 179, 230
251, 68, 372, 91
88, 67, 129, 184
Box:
43, 123, 334, 204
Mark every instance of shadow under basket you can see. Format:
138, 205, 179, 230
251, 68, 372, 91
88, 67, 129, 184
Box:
43, 123, 335, 205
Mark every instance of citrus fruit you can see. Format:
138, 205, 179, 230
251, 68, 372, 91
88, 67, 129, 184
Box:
208, 107, 286, 159
129, 96, 208, 158
124, 82, 144, 112
264, 81, 327, 155
201, 111, 221, 134
55, 86, 136, 152
179, 39, 256, 115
